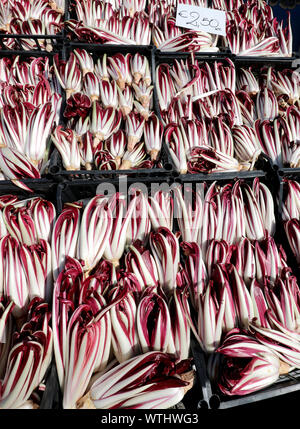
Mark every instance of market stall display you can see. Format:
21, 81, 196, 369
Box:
0, 0, 299, 411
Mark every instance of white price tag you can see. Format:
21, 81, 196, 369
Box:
176, 4, 226, 36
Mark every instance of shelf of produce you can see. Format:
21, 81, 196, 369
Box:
48, 44, 174, 181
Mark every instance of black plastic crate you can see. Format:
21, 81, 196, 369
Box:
167, 157, 276, 184
153, 48, 295, 181
233, 53, 299, 67
0, 46, 63, 59
64, 0, 232, 56
191, 336, 300, 409
0, 0, 69, 54
153, 49, 236, 125
234, 61, 299, 173
277, 168, 300, 220
278, 168, 300, 181
0, 33, 64, 54
180, 174, 300, 410
62, 44, 156, 83
56, 174, 293, 411
0, 178, 57, 196
49, 152, 173, 183
64, 0, 151, 48
190, 339, 213, 409
275, 168, 300, 281
55, 175, 300, 410
48, 44, 174, 181
173, 174, 300, 409
153, 48, 236, 126
39, 358, 62, 410
55, 176, 208, 409
234, 56, 300, 76
56, 174, 176, 212
55, 172, 281, 220
208, 365, 300, 409
0, 179, 58, 225
0, 49, 65, 187
0, 180, 58, 409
